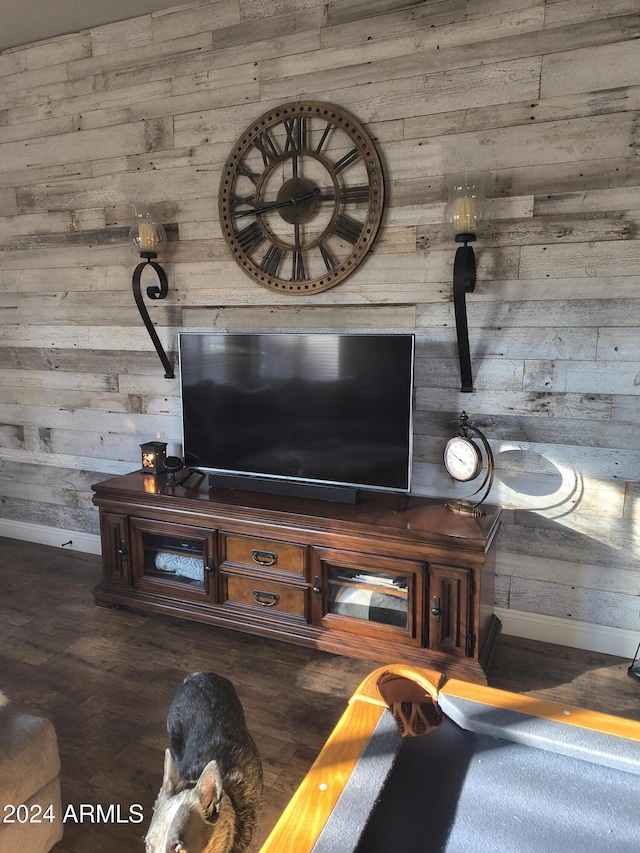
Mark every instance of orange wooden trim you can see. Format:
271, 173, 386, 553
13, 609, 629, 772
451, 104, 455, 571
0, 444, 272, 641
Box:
349, 663, 445, 707
259, 698, 385, 853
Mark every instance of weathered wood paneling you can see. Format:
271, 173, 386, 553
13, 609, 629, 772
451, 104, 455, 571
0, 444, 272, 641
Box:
0, 0, 638, 643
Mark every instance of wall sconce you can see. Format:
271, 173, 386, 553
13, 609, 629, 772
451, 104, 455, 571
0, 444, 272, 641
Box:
140, 440, 167, 474
130, 202, 174, 379
444, 174, 489, 393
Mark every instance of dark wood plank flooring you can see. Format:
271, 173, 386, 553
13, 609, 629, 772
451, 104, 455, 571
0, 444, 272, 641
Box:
1, 536, 638, 852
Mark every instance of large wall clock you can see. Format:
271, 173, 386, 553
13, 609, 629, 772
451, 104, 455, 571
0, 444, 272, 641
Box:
219, 101, 384, 293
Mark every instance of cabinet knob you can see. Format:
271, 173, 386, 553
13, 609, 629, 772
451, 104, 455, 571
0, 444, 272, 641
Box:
431, 596, 441, 623
313, 576, 321, 595
206, 555, 214, 574
117, 539, 127, 558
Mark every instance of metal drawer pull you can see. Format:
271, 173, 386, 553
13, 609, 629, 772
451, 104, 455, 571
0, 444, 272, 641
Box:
431, 596, 441, 623
253, 590, 280, 607
251, 549, 278, 566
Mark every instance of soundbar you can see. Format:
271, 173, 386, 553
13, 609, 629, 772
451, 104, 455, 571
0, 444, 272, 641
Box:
207, 473, 360, 504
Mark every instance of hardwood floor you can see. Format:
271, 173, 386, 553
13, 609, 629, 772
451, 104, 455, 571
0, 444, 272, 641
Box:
1, 536, 638, 852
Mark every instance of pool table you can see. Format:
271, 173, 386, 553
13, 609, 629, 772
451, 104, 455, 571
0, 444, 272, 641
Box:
260, 665, 640, 852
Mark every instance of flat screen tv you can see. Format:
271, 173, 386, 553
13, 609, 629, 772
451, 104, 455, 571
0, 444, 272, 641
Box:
179, 332, 414, 498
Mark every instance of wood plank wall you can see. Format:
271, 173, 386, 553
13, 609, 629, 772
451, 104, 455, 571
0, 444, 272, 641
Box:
0, 0, 639, 642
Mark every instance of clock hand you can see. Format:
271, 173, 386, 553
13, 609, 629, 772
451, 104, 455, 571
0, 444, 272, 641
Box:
262, 186, 319, 212
292, 223, 306, 281
235, 187, 320, 218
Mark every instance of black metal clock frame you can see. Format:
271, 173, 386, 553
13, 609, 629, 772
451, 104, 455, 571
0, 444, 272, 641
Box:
445, 411, 495, 517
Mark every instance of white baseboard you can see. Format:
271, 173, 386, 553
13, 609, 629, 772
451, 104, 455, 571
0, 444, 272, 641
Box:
1, 520, 636, 660
495, 607, 638, 660
0, 519, 101, 555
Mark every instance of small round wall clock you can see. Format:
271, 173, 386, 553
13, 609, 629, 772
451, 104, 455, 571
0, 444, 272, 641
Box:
219, 101, 384, 293
443, 412, 495, 516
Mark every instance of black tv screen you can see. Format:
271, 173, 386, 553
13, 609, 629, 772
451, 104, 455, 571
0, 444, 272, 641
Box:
179, 333, 414, 493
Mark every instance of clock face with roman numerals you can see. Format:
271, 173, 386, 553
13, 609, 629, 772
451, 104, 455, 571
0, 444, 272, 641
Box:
219, 101, 384, 293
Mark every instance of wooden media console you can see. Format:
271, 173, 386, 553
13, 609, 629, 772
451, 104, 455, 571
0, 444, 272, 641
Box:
92, 471, 502, 683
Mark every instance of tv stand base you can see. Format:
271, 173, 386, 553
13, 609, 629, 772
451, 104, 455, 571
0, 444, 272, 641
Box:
92, 472, 502, 684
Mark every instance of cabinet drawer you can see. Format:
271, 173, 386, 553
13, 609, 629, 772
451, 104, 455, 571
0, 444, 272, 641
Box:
223, 575, 307, 618
221, 534, 305, 577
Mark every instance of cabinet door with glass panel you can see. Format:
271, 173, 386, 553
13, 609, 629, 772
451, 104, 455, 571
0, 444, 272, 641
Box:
311, 547, 424, 645
129, 518, 216, 602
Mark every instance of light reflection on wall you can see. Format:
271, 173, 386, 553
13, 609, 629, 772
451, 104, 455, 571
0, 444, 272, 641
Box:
489, 446, 639, 558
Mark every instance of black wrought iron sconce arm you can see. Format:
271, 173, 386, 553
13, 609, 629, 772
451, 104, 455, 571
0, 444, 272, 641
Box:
129, 202, 174, 379
453, 234, 477, 393
132, 253, 174, 379
444, 173, 489, 394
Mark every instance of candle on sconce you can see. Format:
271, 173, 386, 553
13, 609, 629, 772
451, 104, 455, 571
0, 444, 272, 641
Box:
444, 174, 488, 240
129, 203, 165, 257
451, 195, 478, 235
138, 222, 158, 253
